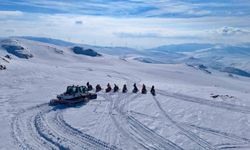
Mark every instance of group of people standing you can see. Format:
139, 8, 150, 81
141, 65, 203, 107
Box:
86, 82, 156, 96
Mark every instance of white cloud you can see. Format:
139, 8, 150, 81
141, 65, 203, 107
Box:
215, 26, 250, 36
0, 10, 23, 17
1, 13, 250, 48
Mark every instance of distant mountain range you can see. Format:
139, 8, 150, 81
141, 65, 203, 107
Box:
4, 36, 250, 78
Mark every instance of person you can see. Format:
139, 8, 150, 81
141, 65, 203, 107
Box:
122, 84, 127, 93
141, 84, 147, 94
86, 82, 93, 91
132, 83, 138, 93
96, 84, 102, 92
150, 85, 156, 96
113, 84, 119, 92
105, 83, 112, 93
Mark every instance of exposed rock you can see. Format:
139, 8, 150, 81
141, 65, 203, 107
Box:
0, 64, 6, 70
71, 46, 101, 57
2, 45, 33, 59
5, 55, 12, 59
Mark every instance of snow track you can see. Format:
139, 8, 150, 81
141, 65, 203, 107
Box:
100, 93, 184, 150
152, 96, 217, 150
130, 109, 250, 147
158, 90, 250, 114
10, 88, 250, 149
11, 103, 119, 150
11, 91, 250, 150
180, 122, 250, 144
11, 103, 57, 150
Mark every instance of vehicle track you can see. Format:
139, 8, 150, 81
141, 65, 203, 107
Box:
103, 93, 183, 150
53, 110, 118, 150
180, 122, 250, 144
102, 94, 147, 150
157, 90, 250, 114
11, 103, 58, 150
152, 96, 217, 150
131, 110, 250, 145
215, 143, 250, 149
11, 102, 119, 150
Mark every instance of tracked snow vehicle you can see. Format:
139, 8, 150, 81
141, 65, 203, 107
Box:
49, 85, 97, 106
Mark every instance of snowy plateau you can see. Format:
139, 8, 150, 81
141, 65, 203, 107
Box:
1, 37, 250, 150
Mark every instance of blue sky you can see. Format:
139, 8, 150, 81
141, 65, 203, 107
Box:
1, 0, 250, 48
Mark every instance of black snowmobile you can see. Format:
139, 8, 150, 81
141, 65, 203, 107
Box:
113, 84, 119, 92
105, 83, 112, 93
122, 84, 128, 93
132, 83, 139, 93
141, 84, 147, 94
96, 84, 102, 92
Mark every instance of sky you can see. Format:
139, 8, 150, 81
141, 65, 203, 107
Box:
0, 0, 250, 48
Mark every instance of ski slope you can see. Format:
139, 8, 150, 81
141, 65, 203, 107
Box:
1, 38, 250, 149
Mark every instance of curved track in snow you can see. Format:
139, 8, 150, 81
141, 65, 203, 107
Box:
10, 68, 250, 150
11, 103, 118, 150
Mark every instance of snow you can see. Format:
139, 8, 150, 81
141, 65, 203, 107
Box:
1, 38, 250, 149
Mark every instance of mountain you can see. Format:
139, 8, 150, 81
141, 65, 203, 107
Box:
137, 43, 250, 77
1, 37, 250, 150
147, 43, 214, 52
5, 36, 250, 78
18, 36, 141, 56
20, 36, 75, 47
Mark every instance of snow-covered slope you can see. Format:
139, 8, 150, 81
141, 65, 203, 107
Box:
1, 37, 250, 150
136, 44, 250, 77
19, 36, 141, 56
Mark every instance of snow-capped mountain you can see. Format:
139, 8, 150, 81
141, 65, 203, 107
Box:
7, 37, 250, 78
142, 44, 250, 77
19, 36, 141, 56
1, 37, 250, 149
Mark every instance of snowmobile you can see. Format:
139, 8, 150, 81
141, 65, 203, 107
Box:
96, 84, 102, 92
113, 84, 119, 92
105, 83, 112, 93
141, 84, 147, 94
49, 85, 97, 106
132, 83, 139, 93
122, 84, 127, 93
